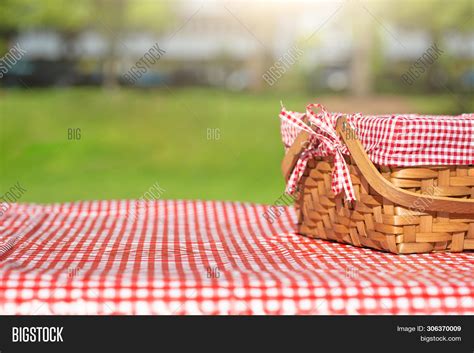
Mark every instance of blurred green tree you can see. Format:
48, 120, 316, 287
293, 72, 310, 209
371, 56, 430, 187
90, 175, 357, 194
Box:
383, 0, 473, 92
385, 0, 472, 33
0, 0, 174, 87
0, 0, 93, 54
340, 0, 472, 96
95, 0, 173, 88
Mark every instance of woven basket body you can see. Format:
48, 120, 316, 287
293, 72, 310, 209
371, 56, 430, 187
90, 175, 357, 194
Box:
295, 157, 474, 254
283, 116, 474, 254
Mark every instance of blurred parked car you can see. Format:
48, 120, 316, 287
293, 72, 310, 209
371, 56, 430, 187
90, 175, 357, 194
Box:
121, 71, 170, 88
1, 60, 81, 87
461, 70, 474, 90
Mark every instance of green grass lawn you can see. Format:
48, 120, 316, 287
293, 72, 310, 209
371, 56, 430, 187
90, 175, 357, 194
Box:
1, 88, 472, 204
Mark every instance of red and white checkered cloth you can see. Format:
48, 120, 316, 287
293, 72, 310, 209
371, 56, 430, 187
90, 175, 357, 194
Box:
280, 103, 474, 200
1, 200, 472, 315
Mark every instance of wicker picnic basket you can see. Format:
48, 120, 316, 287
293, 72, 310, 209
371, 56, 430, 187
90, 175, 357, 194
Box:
280, 105, 474, 254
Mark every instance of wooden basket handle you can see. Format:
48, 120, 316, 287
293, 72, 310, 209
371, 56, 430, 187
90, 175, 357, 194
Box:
335, 116, 474, 214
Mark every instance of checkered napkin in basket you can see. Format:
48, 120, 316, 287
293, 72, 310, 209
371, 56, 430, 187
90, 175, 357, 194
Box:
279, 103, 474, 201
1, 200, 472, 314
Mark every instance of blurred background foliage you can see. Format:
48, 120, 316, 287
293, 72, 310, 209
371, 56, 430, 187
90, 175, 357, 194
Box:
0, 0, 472, 203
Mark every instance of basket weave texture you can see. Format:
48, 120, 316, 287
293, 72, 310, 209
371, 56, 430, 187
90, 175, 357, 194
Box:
295, 157, 474, 254
283, 115, 474, 254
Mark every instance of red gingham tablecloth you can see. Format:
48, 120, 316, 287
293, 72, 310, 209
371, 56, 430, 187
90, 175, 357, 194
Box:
1, 200, 473, 315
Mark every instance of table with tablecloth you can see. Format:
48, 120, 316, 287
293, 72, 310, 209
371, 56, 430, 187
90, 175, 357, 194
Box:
0, 200, 472, 314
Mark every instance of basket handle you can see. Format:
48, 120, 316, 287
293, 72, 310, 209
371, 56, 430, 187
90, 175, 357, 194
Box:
335, 116, 474, 214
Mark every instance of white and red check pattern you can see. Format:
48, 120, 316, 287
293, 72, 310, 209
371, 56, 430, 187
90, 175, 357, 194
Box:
280, 104, 474, 200
281, 104, 357, 200
1, 200, 473, 315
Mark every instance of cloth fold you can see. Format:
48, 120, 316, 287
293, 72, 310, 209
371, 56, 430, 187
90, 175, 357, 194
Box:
279, 103, 474, 200
280, 103, 356, 201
